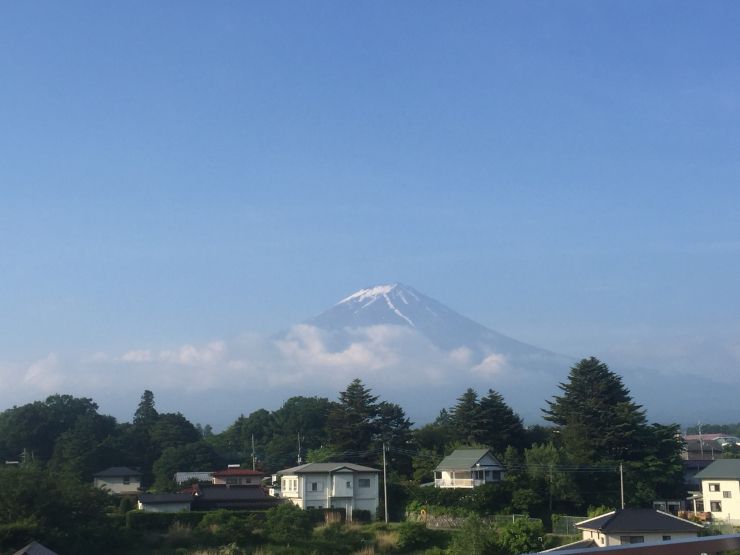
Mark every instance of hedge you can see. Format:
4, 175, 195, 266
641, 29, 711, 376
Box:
305, 507, 346, 525
125, 510, 266, 531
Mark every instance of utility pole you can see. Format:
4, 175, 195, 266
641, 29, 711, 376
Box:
383, 442, 389, 524
619, 463, 625, 509
251, 434, 256, 471
297, 433, 303, 465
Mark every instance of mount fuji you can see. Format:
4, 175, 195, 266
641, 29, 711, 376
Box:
307, 283, 571, 369
270, 283, 575, 421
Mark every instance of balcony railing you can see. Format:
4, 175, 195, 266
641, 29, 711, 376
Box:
434, 478, 485, 488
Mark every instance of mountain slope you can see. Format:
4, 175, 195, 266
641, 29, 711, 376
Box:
307, 283, 569, 363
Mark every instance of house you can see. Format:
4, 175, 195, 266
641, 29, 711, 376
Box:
93, 466, 142, 494
275, 462, 380, 519
190, 483, 281, 511
211, 468, 265, 486
137, 493, 193, 513
572, 508, 703, 547
694, 458, 740, 524
434, 448, 504, 488
12, 542, 59, 555
537, 534, 740, 554
174, 471, 213, 485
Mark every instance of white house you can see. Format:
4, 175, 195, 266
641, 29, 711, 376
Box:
695, 459, 740, 524
572, 508, 703, 547
434, 448, 504, 488
137, 493, 192, 513
275, 462, 380, 520
211, 468, 265, 486
93, 466, 142, 494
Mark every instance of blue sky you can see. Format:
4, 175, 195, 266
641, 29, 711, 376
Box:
1, 2, 739, 424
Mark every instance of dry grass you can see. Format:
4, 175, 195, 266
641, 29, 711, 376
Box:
352, 547, 376, 555
324, 510, 343, 525
373, 530, 400, 553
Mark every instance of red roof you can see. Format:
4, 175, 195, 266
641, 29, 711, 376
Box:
212, 468, 264, 477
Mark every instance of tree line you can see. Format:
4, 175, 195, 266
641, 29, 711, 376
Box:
0, 357, 686, 518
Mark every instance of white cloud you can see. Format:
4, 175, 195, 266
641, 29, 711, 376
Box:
23, 353, 63, 393
122, 349, 154, 362
471, 353, 509, 376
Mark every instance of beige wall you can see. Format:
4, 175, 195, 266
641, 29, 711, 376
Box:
702, 478, 740, 524
94, 476, 141, 494
582, 529, 697, 546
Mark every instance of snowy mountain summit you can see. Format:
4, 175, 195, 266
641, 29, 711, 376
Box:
308, 283, 568, 360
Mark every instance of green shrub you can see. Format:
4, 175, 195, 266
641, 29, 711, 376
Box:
396, 522, 447, 551
264, 503, 313, 544
305, 507, 346, 524
195, 509, 255, 546
352, 509, 372, 523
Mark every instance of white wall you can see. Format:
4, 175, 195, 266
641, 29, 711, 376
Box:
94, 476, 141, 494
702, 478, 740, 524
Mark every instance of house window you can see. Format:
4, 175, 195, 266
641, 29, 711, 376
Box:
311, 482, 323, 491
619, 536, 644, 544
724, 491, 732, 498
346, 481, 352, 489
711, 501, 722, 512
662, 536, 671, 541
226, 478, 237, 485
358, 478, 371, 488
123, 476, 130, 485
709, 483, 720, 492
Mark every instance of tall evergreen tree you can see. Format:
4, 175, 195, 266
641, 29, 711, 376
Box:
450, 388, 483, 445
477, 389, 525, 454
133, 390, 158, 428
326, 379, 379, 463
543, 357, 647, 462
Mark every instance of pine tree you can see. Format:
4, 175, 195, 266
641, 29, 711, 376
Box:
543, 357, 647, 462
450, 388, 483, 445
326, 379, 379, 463
133, 390, 158, 428
477, 389, 525, 454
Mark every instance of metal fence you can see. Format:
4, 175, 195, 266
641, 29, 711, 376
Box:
424, 513, 542, 530
551, 515, 587, 536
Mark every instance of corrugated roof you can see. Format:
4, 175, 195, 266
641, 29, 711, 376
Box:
435, 448, 498, 471
694, 459, 740, 480
212, 468, 264, 477
277, 462, 380, 475
93, 466, 142, 477
576, 509, 703, 533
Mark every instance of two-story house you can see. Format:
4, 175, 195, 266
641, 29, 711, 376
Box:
695, 459, 740, 524
275, 462, 380, 520
434, 448, 504, 488
93, 466, 142, 494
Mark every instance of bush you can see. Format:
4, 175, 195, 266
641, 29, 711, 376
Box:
306, 507, 346, 525
396, 522, 447, 552
312, 523, 370, 554
264, 503, 313, 544
352, 509, 372, 523
195, 509, 255, 546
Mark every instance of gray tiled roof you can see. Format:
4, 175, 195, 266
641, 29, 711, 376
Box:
12, 542, 59, 555
694, 459, 740, 480
576, 509, 703, 533
93, 466, 142, 477
277, 462, 380, 475
435, 448, 499, 471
